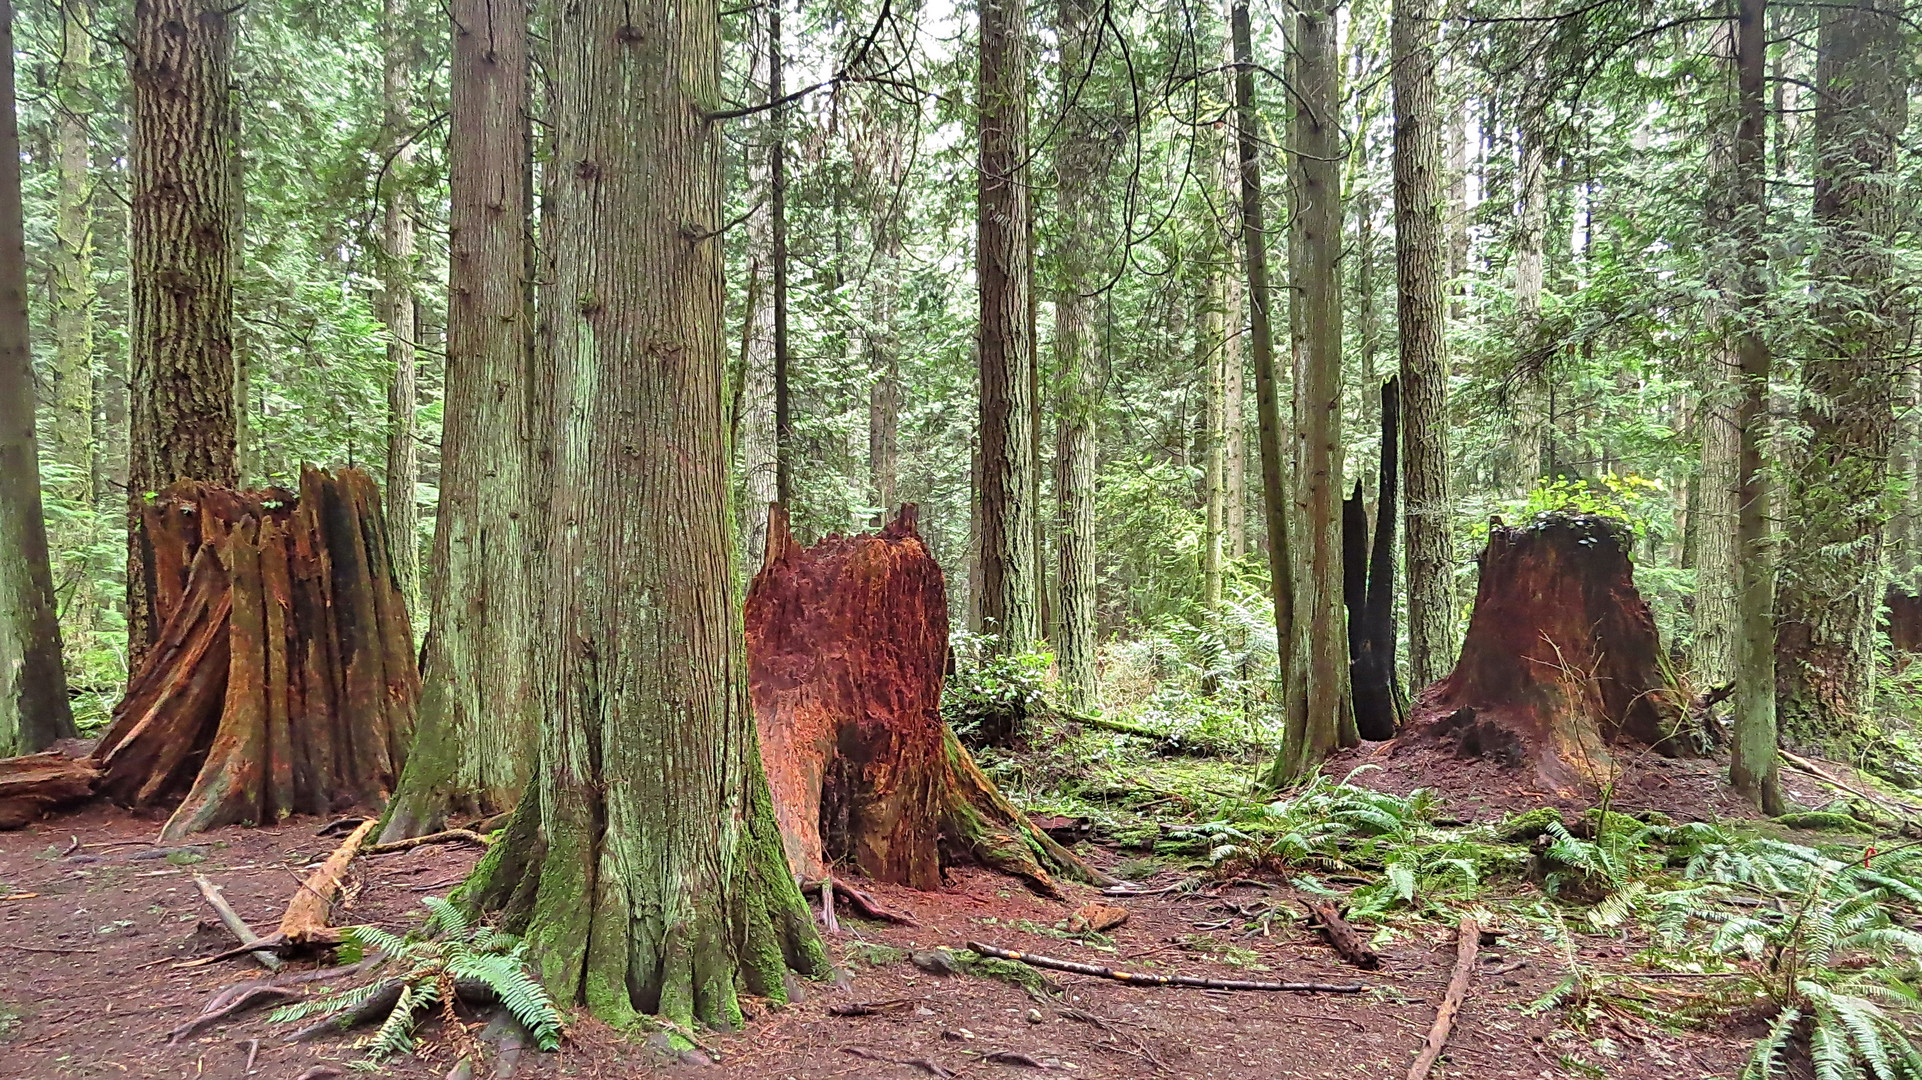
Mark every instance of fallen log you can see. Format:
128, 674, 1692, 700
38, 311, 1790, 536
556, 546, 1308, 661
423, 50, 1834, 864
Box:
280, 818, 378, 946
1306, 901, 1380, 970
1406, 916, 1480, 1080
965, 941, 1368, 993
0, 751, 98, 830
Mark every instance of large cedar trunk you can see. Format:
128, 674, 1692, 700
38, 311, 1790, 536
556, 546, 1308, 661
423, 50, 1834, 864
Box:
82, 467, 418, 838
1394, 513, 1691, 797
747, 505, 1103, 897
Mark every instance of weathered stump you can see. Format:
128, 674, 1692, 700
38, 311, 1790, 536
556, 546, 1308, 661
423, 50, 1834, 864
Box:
1393, 512, 1690, 796
746, 505, 1103, 896
1886, 587, 1922, 667
82, 466, 419, 838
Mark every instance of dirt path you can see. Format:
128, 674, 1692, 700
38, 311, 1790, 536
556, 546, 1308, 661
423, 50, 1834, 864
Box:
0, 808, 1751, 1079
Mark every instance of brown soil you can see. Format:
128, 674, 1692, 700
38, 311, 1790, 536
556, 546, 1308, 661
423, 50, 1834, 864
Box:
0, 806, 1756, 1079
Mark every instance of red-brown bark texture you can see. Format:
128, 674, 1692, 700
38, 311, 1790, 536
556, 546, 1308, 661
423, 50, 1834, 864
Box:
746, 504, 1104, 896
82, 466, 418, 839
1394, 513, 1690, 797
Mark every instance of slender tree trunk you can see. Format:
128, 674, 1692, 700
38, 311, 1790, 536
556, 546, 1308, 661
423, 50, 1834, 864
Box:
1224, 267, 1246, 561
1393, 0, 1454, 692
460, 0, 826, 1026
50, 0, 93, 507
381, 0, 421, 614
1232, 0, 1295, 702
1774, 0, 1907, 746
0, 0, 76, 756
1694, 22, 1742, 693
1727, 0, 1780, 812
978, 0, 1038, 655
1444, 73, 1468, 322
1269, 0, 1354, 785
1050, 0, 1100, 710
378, 0, 539, 839
1201, 268, 1226, 617
770, 0, 793, 508
738, 13, 778, 561
128, 0, 238, 670
1509, 100, 1547, 496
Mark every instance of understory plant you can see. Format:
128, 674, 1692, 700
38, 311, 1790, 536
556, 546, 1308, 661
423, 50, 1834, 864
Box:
269, 896, 561, 1064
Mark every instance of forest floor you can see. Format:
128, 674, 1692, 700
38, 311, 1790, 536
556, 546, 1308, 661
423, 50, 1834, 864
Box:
0, 778, 1769, 1080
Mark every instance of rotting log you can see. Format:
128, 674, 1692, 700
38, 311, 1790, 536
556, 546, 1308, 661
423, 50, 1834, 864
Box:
746, 504, 1106, 897
84, 467, 419, 839
0, 751, 98, 829
1391, 512, 1692, 797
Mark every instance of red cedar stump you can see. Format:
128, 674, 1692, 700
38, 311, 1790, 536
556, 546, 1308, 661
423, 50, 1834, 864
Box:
1394, 512, 1692, 797
746, 505, 1104, 896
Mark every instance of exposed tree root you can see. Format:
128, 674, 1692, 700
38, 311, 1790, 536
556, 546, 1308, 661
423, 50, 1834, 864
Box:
365, 828, 492, 855
168, 984, 304, 1044
966, 941, 1368, 993
801, 877, 918, 926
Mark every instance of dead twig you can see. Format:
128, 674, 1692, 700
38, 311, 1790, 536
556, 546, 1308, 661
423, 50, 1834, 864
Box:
1, 942, 99, 954
193, 874, 284, 972
828, 999, 914, 1016
844, 1047, 954, 1077
1406, 916, 1480, 1080
241, 1037, 259, 1074
364, 828, 492, 855
966, 941, 1367, 993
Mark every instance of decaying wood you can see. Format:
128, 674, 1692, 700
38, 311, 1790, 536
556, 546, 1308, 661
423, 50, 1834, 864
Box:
86, 468, 420, 840
364, 828, 491, 855
1393, 513, 1692, 797
193, 873, 283, 971
1307, 901, 1379, 969
828, 999, 915, 1016
1406, 916, 1480, 1080
800, 876, 919, 926
747, 505, 1106, 896
966, 941, 1368, 993
280, 818, 377, 946
0, 751, 98, 830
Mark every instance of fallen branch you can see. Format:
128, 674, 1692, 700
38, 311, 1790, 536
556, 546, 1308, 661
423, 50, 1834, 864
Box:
1780, 750, 1920, 824
279, 818, 377, 946
965, 941, 1367, 993
828, 999, 914, 1017
1406, 916, 1480, 1080
1306, 901, 1380, 970
363, 828, 492, 855
193, 874, 283, 972
166, 984, 303, 1045
801, 877, 919, 926
845, 1047, 955, 1077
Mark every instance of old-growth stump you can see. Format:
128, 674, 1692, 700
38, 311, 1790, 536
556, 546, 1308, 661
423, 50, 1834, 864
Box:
1394, 512, 1691, 797
84, 466, 418, 838
746, 505, 1103, 897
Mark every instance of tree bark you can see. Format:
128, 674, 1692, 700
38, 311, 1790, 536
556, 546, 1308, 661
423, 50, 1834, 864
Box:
978, 0, 1039, 658
0, 0, 76, 756
1392, 0, 1455, 693
379, 0, 539, 839
1694, 20, 1743, 696
1508, 93, 1547, 496
1346, 379, 1402, 741
1050, 0, 1102, 712
1231, 0, 1295, 708
770, 0, 793, 508
128, 0, 239, 671
737, 14, 779, 564
459, 0, 826, 1031
380, 0, 421, 616
1774, 0, 1906, 747
1727, 0, 1779, 814
1269, 0, 1354, 786
50, 0, 94, 507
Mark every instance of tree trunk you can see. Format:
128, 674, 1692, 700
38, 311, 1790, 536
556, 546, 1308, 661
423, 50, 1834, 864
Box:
90, 469, 418, 838
738, 27, 779, 564
1050, 0, 1102, 712
1269, 0, 1354, 786
1508, 99, 1547, 496
1345, 378, 1402, 740
1774, 0, 1906, 747
978, 0, 1039, 659
128, 0, 239, 672
0, 0, 76, 757
457, 0, 826, 1031
381, 0, 421, 615
1224, 269, 1246, 561
1726, 0, 1779, 812
1392, 0, 1455, 693
1231, 0, 1295, 705
1444, 75, 1468, 322
1395, 514, 1691, 797
50, 0, 94, 508
1199, 60, 1231, 619
748, 506, 1102, 896
378, 0, 539, 840
770, 0, 793, 508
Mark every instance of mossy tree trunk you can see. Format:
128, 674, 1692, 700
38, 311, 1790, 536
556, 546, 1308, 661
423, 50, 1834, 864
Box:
0, 0, 76, 756
461, 0, 825, 1032
378, 0, 539, 840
